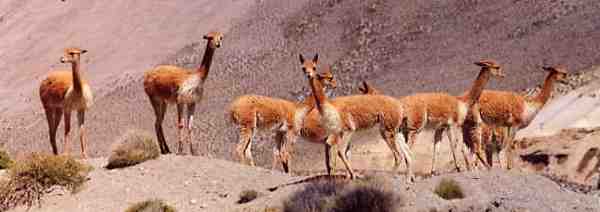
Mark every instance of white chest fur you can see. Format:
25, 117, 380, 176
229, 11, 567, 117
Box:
293, 107, 310, 131
177, 75, 203, 103
521, 101, 540, 127
456, 101, 469, 124
320, 103, 342, 134
65, 85, 94, 110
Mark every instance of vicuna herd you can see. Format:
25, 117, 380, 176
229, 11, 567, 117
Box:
38, 31, 569, 182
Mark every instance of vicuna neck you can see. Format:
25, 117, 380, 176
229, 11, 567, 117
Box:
197, 42, 216, 81
71, 60, 83, 93
463, 68, 491, 106
308, 76, 327, 114
300, 94, 318, 109
533, 72, 558, 105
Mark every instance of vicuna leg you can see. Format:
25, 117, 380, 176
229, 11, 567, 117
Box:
150, 99, 170, 154
176, 103, 185, 154
77, 110, 87, 158
344, 140, 353, 160
431, 128, 444, 175
63, 111, 72, 155
336, 132, 356, 179
406, 130, 418, 149
45, 107, 61, 155
273, 131, 294, 173
505, 127, 516, 170
324, 138, 336, 175
282, 131, 296, 173
446, 126, 461, 172
395, 129, 414, 182
470, 123, 490, 169
272, 131, 285, 171
380, 128, 402, 169
485, 131, 499, 168
186, 103, 196, 155
236, 126, 255, 166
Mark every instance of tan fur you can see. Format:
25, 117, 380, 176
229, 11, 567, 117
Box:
40, 71, 92, 109
478, 91, 527, 127
143, 32, 223, 155
395, 60, 503, 175
299, 54, 413, 181
464, 65, 568, 169
229, 70, 336, 172
39, 47, 93, 157
143, 66, 200, 103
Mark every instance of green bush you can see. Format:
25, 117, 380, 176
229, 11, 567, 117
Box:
125, 199, 176, 212
0, 153, 91, 211
0, 149, 12, 169
434, 178, 465, 200
106, 130, 160, 169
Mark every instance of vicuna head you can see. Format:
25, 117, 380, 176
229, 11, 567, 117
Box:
318, 67, 337, 90
542, 65, 568, 81
204, 32, 224, 49
60, 47, 87, 64
474, 59, 504, 77
299, 54, 319, 78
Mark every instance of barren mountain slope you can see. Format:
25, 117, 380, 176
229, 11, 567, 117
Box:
2, 0, 600, 171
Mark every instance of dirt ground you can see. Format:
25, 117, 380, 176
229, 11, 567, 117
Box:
5, 151, 600, 212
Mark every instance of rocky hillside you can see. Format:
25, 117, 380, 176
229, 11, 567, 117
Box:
2, 0, 600, 169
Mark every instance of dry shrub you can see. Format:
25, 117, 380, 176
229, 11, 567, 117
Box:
238, 189, 260, 204
331, 181, 400, 212
434, 178, 465, 200
0, 153, 91, 211
283, 176, 401, 212
124, 199, 176, 212
283, 179, 347, 212
0, 149, 12, 169
106, 130, 160, 169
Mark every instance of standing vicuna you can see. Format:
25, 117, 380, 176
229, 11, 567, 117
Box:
355, 61, 504, 175
229, 69, 337, 173
40, 47, 93, 158
299, 54, 413, 181
463, 65, 568, 169
143, 32, 223, 155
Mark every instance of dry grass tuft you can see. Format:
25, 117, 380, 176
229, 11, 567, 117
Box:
283, 175, 402, 212
238, 189, 260, 204
0, 149, 12, 170
434, 178, 465, 200
106, 130, 160, 169
0, 153, 91, 211
124, 199, 176, 212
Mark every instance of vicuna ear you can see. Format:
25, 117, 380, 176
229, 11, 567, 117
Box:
299, 54, 305, 63
474, 61, 487, 67
362, 81, 369, 90
203, 35, 210, 39
358, 82, 367, 93
313, 54, 319, 63
81, 49, 88, 54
